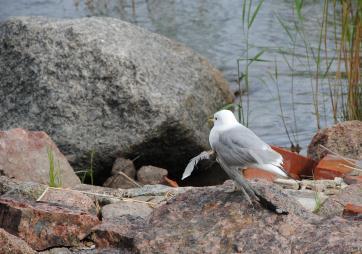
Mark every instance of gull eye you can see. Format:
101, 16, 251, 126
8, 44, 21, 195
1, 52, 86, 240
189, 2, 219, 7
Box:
215, 117, 218, 120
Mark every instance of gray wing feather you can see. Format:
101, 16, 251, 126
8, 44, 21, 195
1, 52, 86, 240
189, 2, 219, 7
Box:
214, 125, 282, 167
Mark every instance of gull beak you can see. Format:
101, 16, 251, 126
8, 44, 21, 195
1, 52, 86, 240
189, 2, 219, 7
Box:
207, 116, 214, 128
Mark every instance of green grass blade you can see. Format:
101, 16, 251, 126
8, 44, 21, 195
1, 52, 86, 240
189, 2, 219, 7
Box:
322, 57, 335, 79
238, 58, 269, 62
248, 0, 264, 29
238, 49, 268, 66
90, 150, 95, 185
295, 0, 304, 21
47, 147, 55, 187
247, 0, 253, 28
242, 0, 247, 31
275, 14, 294, 43
47, 147, 62, 188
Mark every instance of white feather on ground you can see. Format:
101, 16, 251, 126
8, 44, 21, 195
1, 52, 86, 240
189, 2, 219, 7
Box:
182, 151, 214, 180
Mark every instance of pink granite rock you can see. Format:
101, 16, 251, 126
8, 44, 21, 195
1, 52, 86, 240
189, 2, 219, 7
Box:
308, 121, 362, 161
39, 188, 97, 216
91, 216, 144, 250
0, 228, 36, 254
0, 128, 80, 187
0, 197, 100, 251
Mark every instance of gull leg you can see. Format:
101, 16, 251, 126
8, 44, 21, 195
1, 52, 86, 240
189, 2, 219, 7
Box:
218, 159, 287, 214
238, 185, 253, 205
218, 160, 258, 204
225, 181, 253, 204
239, 168, 263, 198
235, 178, 260, 204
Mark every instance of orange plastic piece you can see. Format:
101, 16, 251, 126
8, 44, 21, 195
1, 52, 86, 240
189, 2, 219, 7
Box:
243, 168, 277, 182
162, 176, 179, 187
271, 146, 317, 179
314, 154, 354, 180
343, 203, 362, 218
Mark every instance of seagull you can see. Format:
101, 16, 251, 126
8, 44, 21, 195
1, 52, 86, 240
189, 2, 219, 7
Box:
210, 110, 287, 178
183, 109, 288, 214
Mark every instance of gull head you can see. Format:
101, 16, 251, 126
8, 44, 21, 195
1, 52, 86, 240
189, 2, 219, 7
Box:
212, 110, 238, 127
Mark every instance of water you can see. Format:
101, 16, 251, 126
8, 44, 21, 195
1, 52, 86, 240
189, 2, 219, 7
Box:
0, 0, 338, 152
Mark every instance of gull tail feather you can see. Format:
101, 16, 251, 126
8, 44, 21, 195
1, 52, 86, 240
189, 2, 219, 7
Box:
256, 164, 288, 178
254, 192, 288, 215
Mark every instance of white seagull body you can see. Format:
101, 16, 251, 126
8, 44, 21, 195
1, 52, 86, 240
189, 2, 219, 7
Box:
209, 110, 287, 178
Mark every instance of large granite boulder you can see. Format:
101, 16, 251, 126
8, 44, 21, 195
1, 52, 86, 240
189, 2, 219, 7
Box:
0, 16, 233, 179
133, 181, 362, 254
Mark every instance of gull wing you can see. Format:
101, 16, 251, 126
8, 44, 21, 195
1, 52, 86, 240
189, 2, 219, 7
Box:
214, 125, 283, 167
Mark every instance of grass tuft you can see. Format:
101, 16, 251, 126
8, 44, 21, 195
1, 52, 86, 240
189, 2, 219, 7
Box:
76, 149, 95, 184
47, 147, 62, 188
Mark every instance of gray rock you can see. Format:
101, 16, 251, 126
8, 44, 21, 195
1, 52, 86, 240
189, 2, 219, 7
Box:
0, 16, 233, 178
111, 158, 136, 178
318, 183, 362, 218
122, 184, 191, 198
74, 182, 191, 207
284, 189, 328, 212
103, 158, 138, 189
0, 176, 48, 201
308, 120, 362, 161
137, 165, 168, 185
102, 201, 153, 221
